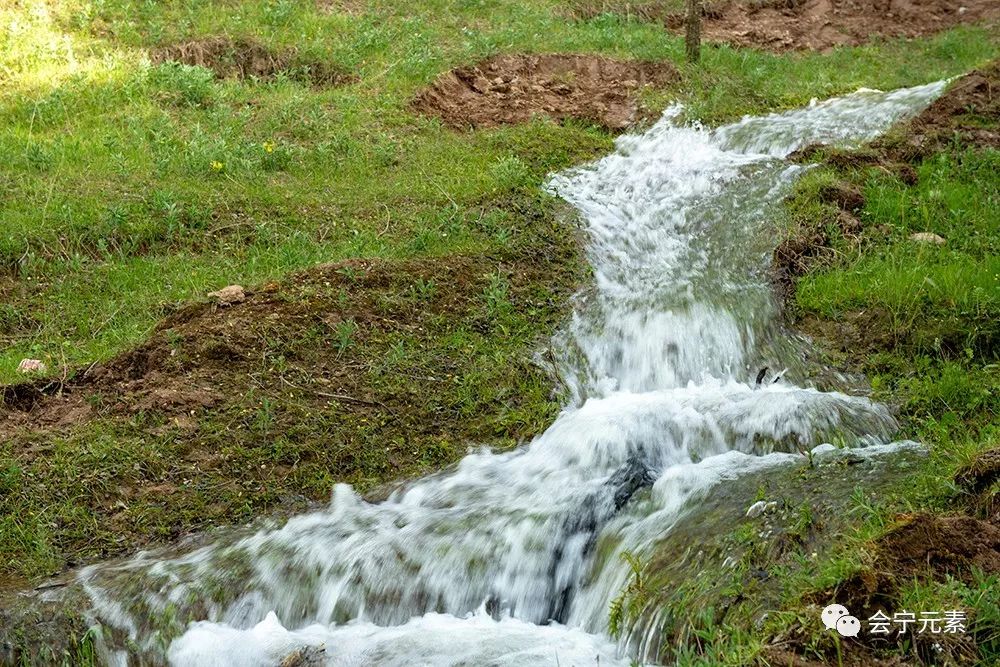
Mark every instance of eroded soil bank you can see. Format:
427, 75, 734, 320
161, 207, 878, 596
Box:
600, 59, 999, 667
567, 0, 1000, 52
762, 61, 1000, 666
411, 54, 678, 131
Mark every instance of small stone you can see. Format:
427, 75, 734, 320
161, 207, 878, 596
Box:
207, 284, 246, 305
17, 359, 46, 374
280, 646, 326, 667
746, 500, 767, 518
811, 443, 837, 455
909, 232, 946, 245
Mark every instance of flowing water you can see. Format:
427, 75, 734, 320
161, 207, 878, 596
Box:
78, 81, 946, 666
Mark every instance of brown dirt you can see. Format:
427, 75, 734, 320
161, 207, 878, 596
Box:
150, 36, 355, 86
784, 512, 997, 666
566, 0, 1000, 52
874, 59, 1000, 160
877, 513, 1000, 578
0, 255, 554, 438
411, 54, 678, 131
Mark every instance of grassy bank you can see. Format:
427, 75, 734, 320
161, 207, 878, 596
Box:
2, 0, 999, 607
608, 61, 1000, 666
772, 62, 1000, 665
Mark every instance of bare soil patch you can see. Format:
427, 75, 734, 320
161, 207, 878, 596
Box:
151, 36, 355, 86
877, 513, 1000, 579
567, 0, 1000, 52
411, 54, 678, 131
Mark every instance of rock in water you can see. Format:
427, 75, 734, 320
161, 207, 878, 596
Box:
746, 500, 767, 518
280, 646, 326, 667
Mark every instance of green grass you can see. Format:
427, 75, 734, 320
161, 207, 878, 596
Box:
763, 70, 1000, 665
1, 1, 998, 380
2, 0, 1000, 655
796, 148, 1000, 356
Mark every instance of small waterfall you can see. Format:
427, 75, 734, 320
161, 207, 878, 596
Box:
79, 81, 945, 667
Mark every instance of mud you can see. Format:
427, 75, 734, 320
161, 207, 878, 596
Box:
150, 37, 355, 86
878, 513, 1000, 577
567, 0, 1000, 52
411, 54, 678, 131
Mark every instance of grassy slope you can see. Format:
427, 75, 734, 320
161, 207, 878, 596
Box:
0, 0, 998, 626
774, 76, 1000, 664
610, 68, 1000, 666
2, 2, 998, 381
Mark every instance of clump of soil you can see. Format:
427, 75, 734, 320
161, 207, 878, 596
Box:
411, 54, 678, 131
150, 36, 355, 86
875, 513, 1000, 581
566, 0, 1000, 52
694, 0, 1000, 52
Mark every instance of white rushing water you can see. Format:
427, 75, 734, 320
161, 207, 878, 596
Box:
80, 81, 946, 667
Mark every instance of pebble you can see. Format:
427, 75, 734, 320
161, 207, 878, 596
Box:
207, 284, 246, 305
746, 500, 779, 518
17, 358, 46, 373
909, 232, 946, 245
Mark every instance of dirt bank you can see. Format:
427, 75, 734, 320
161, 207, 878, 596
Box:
411, 54, 678, 131
0, 197, 584, 584
567, 0, 1000, 52
769, 60, 1000, 667
151, 36, 355, 87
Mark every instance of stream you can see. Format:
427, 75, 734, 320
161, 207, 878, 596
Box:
77, 81, 946, 666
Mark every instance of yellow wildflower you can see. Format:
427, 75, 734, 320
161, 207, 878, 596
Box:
263, 141, 275, 154
210, 160, 224, 172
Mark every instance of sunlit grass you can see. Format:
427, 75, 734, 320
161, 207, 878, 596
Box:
1, 0, 996, 380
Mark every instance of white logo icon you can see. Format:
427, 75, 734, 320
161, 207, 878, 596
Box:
822, 603, 849, 631
836, 615, 861, 637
